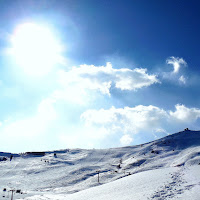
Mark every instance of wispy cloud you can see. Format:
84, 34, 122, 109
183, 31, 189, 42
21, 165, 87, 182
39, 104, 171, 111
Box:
179, 75, 186, 84
166, 56, 187, 74
161, 57, 188, 85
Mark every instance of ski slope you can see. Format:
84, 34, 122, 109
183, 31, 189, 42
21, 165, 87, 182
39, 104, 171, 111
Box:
0, 130, 200, 199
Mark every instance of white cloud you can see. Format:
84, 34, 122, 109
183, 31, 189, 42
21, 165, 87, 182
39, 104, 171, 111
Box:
81, 104, 200, 145
179, 75, 186, 84
81, 105, 168, 135
169, 104, 200, 123
166, 56, 187, 74
120, 134, 133, 146
57, 62, 159, 96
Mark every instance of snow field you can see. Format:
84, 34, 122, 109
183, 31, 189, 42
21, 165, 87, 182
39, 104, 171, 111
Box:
0, 130, 200, 199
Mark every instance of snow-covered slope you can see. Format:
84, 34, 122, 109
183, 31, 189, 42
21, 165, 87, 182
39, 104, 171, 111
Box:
0, 130, 200, 200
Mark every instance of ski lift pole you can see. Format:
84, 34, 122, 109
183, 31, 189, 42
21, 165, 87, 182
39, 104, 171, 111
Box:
96, 170, 100, 183
9, 189, 21, 200
2, 188, 22, 200
10, 189, 15, 200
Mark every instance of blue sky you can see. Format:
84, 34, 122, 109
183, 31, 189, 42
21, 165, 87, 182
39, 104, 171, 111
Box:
1, 0, 200, 152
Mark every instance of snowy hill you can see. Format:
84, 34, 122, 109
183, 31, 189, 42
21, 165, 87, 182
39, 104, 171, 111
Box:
0, 130, 200, 200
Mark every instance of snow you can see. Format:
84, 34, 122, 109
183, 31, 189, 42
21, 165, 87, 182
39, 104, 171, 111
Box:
0, 130, 200, 199
24, 168, 174, 200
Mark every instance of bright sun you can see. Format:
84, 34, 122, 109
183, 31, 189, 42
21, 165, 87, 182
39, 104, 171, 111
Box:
10, 23, 62, 76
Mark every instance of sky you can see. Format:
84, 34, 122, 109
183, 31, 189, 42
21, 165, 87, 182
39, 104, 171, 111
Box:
1, 0, 200, 152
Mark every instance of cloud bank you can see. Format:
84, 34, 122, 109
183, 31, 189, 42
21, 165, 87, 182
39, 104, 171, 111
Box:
0, 57, 196, 151
81, 104, 200, 146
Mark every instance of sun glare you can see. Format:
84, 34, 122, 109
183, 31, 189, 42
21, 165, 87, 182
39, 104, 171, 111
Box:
10, 23, 62, 76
